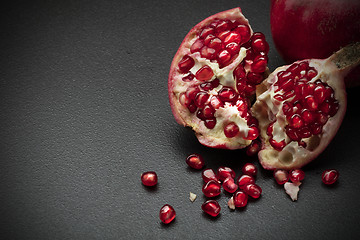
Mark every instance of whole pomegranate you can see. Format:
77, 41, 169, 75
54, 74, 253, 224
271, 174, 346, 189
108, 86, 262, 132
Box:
270, 0, 360, 87
168, 8, 269, 149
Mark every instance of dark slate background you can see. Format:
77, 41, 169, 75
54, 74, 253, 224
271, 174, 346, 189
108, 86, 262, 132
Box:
1, 0, 359, 239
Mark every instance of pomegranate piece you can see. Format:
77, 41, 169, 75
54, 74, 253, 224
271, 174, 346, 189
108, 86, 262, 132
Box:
202, 168, 219, 183
233, 190, 248, 208
217, 166, 236, 182
284, 182, 301, 201
168, 8, 269, 150
289, 169, 305, 183
237, 174, 255, 189
243, 183, 262, 199
273, 169, 289, 185
252, 43, 360, 170
222, 177, 238, 193
322, 169, 339, 185
159, 204, 176, 224
186, 153, 205, 170
202, 180, 221, 197
241, 163, 257, 177
141, 171, 158, 187
228, 197, 236, 210
202, 200, 221, 217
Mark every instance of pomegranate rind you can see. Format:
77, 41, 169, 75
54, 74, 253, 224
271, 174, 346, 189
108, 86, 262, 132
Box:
168, 8, 259, 149
253, 55, 348, 170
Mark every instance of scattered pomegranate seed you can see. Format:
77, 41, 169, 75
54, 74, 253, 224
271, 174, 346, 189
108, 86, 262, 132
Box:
202, 180, 221, 197
233, 191, 248, 208
186, 153, 205, 170
242, 163, 258, 177
246, 140, 261, 156
202, 168, 219, 183
273, 169, 289, 185
243, 183, 262, 199
237, 174, 255, 189
159, 204, 176, 224
322, 169, 339, 185
141, 171, 158, 187
202, 200, 221, 217
224, 122, 239, 138
223, 177, 238, 193
217, 166, 236, 182
289, 169, 305, 183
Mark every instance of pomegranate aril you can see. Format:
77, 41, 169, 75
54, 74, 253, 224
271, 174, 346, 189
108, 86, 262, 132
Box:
217, 30, 231, 41
203, 105, 215, 119
202, 180, 221, 197
310, 122, 323, 135
226, 42, 240, 55
186, 153, 205, 170
210, 96, 222, 109
233, 191, 248, 208
223, 32, 241, 45
286, 126, 300, 141
317, 113, 329, 125
269, 138, 286, 151
159, 204, 176, 224
329, 101, 339, 117
195, 65, 214, 81
252, 37, 269, 53
314, 85, 327, 103
289, 114, 304, 129
187, 103, 197, 113
218, 50, 232, 66
305, 95, 318, 111
307, 68, 318, 79
234, 24, 251, 42
208, 38, 222, 51
298, 126, 311, 139
234, 64, 246, 79
223, 177, 238, 193
190, 39, 204, 53
247, 72, 263, 85
277, 71, 292, 83
204, 34, 216, 46
194, 92, 209, 108
218, 87, 237, 102
242, 163, 257, 177
322, 169, 339, 185
245, 127, 259, 140
200, 46, 217, 60
273, 169, 289, 185
200, 26, 215, 39
217, 166, 236, 182
289, 169, 305, 183
186, 86, 200, 100
246, 140, 261, 156
301, 109, 314, 124
202, 168, 219, 183
237, 174, 255, 189
182, 73, 195, 82
196, 109, 206, 120
204, 118, 217, 129
224, 122, 239, 138
266, 122, 274, 136
243, 183, 262, 199
141, 171, 158, 187
215, 20, 231, 33
178, 55, 195, 73
251, 56, 267, 73
202, 200, 221, 217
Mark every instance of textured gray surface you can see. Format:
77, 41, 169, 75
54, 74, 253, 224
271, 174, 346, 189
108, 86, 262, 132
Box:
1, 0, 360, 239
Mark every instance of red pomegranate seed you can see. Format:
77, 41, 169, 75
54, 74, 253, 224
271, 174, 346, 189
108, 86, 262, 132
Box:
234, 24, 250, 42
310, 122, 323, 135
307, 68, 318, 79
269, 138, 286, 151
202, 180, 221, 197
305, 95, 318, 111
286, 126, 300, 141
141, 171, 158, 187
237, 174, 255, 189
251, 56, 267, 73
217, 30, 231, 41
190, 39, 204, 53
204, 118, 217, 129
186, 153, 205, 170
242, 163, 257, 177
159, 204, 176, 224
233, 191, 248, 208
226, 42, 240, 55
251, 37, 269, 53
266, 122, 274, 136
247, 72, 263, 84
322, 169, 339, 185
195, 65, 214, 81
217, 166, 236, 182
203, 105, 215, 118
301, 109, 314, 123
208, 38, 222, 51
298, 126, 311, 139
200, 46, 217, 60
204, 34, 216, 46
224, 122, 239, 138
245, 126, 259, 140
182, 73, 195, 82
234, 64, 246, 79
194, 92, 209, 108
289, 114, 304, 129
202, 200, 221, 217
185, 86, 200, 101
273, 169, 289, 185
223, 177, 238, 193
289, 169, 305, 183
178, 55, 195, 73
200, 27, 215, 39
218, 87, 237, 102
243, 183, 262, 199
202, 168, 219, 183
246, 139, 261, 156
218, 50, 232, 65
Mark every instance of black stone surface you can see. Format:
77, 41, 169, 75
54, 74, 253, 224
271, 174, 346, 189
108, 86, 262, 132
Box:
1, 0, 360, 239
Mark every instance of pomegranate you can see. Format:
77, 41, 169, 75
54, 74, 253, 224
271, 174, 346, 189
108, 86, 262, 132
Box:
141, 171, 158, 187
168, 8, 269, 149
202, 168, 219, 183
289, 169, 305, 183
243, 183, 262, 199
322, 169, 339, 185
273, 169, 289, 185
202, 179, 221, 197
237, 174, 255, 189
233, 190, 248, 208
202, 200, 221, 217
241, 163, 257, 177
245, 139, 261, 156
270, 0, 360, 87
186, 153, 205, 170
217, 166, 236, 182
159, 204, 176, 224
222, 177, 238, 193
252, 43, 360, 170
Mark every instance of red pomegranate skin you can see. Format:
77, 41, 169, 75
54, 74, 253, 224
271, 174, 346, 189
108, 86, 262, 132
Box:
270, 0, 360, 87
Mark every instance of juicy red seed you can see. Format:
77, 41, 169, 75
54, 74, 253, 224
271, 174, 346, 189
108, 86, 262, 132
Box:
252, 32, 265, 40
298, 141, 307, 148
141, 171, 158, 187
322, 169, 339, 185
224, 32, 242, 45
194, 92, 209, 108
233, 191, 248, 208
298, 126, 311, 139
203, 105, 215, 118
307, 68, 318, 79
224, 122, 239, 138
208, 38, 222, 51
266, 122, 274, 136
182, 73, 195, 82
281, 79, 295, 92
179, 93, 191, 107
277, 71, 292, 83
282, 102, 292, 115
251, 56, 267, 73
223, 177, 238, 193
317, 113, 329, 125
286, 126, 300, 141
237, 174, 255, 189
287, 63, 300, 75
245, 48, 255, 61
246, 140, 261, 157
234, 24, 251, 42
218, 30, 231, 41
289, 114, 304, 129
226, 42, 240, 55
201, 46, 217, 60
217, 166, 236, 182
200, 27, 215, 39
283, 90, 296, 100
204, 34, 216, 46
188, 103, 197, 113
210, 96, 222, 109
245, 127, 259, 140
299, 61, 309, 71
269, 138, 286, 151
178, 55, 195, 73
310, 122, 323, 135
289, 169, 305, 183
236, 98, 248, 112
196, 109, 206, 120
159, 204, 176, 224
190, 39, 204, 53
242, 163, 257, 177
274, 94, 284, 101
244, 83, 256, 96
186, 153, 205, 170
204, 118, 217, 129
252, 38, 269, 53
202, 200, 221, 217
314, 85, 327, 103
218, 50, 232, 65
247, 117, 259, 127
210, 78, 220, 88
319, 101, 331, 114
234, 64, 246, 79
329, 101, 339, 117
247, 72, 263, 84
186, 86, 200, 100
305, 95, 318, 111
243, 183, 262, 199
195, 65, 214, 81
218, 87, 237, 102
301, 109, 314, 123
215, 20, 232, 33
202, 168, 219, 183
273, 169, 289, 185
202, 180, 221, 197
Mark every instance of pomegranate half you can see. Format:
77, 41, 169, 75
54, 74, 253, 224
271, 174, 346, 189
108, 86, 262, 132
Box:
252, 43, 360, 170
168, 8, 269, 149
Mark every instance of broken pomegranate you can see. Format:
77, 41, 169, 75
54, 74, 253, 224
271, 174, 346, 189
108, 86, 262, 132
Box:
159, 204, 176, 224
252, 43, 360, 170
322, 169, 339, 185
186, 153, 205, 170
223, 177, 238, 193
141, 171, 158, 187
202, 200, 221, 217
168, 8, 269, 149
202, 179, 221, 197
